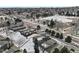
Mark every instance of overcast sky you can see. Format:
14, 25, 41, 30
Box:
0, 0, 79, 7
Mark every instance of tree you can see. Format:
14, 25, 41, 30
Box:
48, 30, 51, 34
43, 21, 46, 25
42, 13, 48, 17
45, 36, 50, 41
37, 25, 41, 30
34, 47, 39, 53
33, 37, 38, 45
59, 33, 63, 39
60, 46, 70, 53
45, 29, 51, 34
14, 50, 21, 53
7, 21, 10, 26
36, 14, 41, 18
45, 29, 49, 32
70, 49, 75, 52
33, 37, 39, 53
42, 37, 46, 41
23, 49, 27, 53
55, 33, 60, 38
7, 10, 11, 15
65, 36, 72, 43
15, 18, 22, 23
42, 36, 50, 42
47, 23, 50, 27
48, 20, 55, 28
51, 30, 55, 36
53, 48, 60, 53
65, 11, 71, 16
6, 37, 10, 41
77, 11, 79, 16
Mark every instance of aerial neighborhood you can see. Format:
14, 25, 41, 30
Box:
0, 7, 79, 53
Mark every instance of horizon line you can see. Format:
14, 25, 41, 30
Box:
0, 6, 79, 8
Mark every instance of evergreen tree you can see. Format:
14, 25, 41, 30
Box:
45, 29, 51, 34
55, 33, 60, 38
48, 30, 51, 34
51, 30, 55, 36
66, 11, 70, 16
23, 49, 27, 53
60, 46, 70, 53
59, 33, 63, 39
34, 47, 39, 53
45, 29, 49, 33
65, 36, 72, 43
37, 25, 41, 30
33, 37, 39, 53
70, 49, 75, 52
42, 13, 48, 17
53, 48, 60, 53
36, 14, 41, 18
77, 11, 79, 16
48, 20, 55, 28
7, 21, 10, 26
